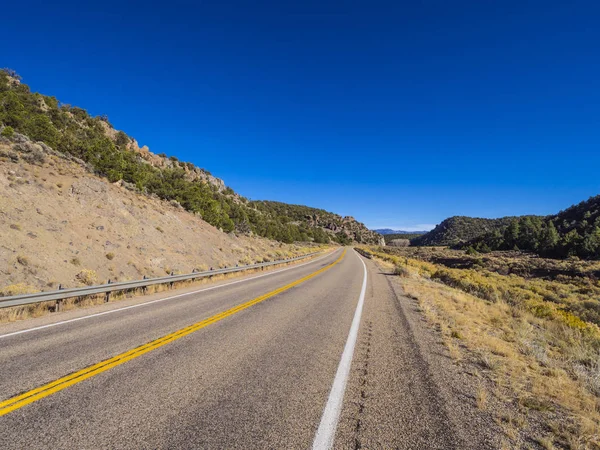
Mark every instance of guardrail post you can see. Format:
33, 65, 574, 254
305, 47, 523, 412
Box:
170, 271, 174, 289
142, 275, 148, 294
105, 279, 111, 302
55, 284, 64, 312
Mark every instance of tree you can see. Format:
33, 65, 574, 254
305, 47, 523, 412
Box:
504, 219, 520, 249
115, 131, 129, 147
539, 221, 559, 256
335, 231, 352, 245
581, 227, 600, 259
560, 229, 582, 257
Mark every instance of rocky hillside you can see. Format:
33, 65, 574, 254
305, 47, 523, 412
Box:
412, 216, 519, 247
0, 138, 319, 294
0, 69, 379, 245
250, 201, 383, 245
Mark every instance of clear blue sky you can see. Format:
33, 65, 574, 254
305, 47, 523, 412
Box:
4, 1, 599, 231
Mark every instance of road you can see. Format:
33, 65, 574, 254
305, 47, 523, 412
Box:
0, 248, 491, 449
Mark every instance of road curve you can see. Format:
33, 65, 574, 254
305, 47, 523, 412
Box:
0, 248, 490, 449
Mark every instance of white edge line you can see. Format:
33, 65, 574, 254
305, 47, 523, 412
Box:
312, 249, 368, 450
0, 250, 338, 340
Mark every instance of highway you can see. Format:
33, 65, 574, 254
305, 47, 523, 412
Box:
0, 248, 489, 449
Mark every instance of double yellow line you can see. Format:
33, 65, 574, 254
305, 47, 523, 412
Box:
0, 249, 346, 417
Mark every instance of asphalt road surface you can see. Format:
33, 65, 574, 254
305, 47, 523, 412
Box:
0, 248, 491, 449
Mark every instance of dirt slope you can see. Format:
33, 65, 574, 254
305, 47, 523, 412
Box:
0, 143, 318, 295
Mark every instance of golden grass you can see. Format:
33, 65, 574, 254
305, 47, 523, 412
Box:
0, 283, 37, 296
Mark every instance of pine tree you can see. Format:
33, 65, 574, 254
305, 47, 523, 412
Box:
539, 221, 559, 256
561, 229, 582, 257
504, 219, 520, 249
582, 227, 600, 258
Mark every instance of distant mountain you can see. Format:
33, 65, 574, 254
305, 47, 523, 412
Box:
375, 229, 429, 235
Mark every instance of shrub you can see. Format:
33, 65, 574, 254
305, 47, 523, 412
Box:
1, 126, 14, 138
10, 223, 21, 231
394, 265, 411, 277
76, 269, 98, 286
0, 283, 37, 296
15, 142, 46, 164
16, 255, 29, 266
465, 246, 478, 255
115, 131, 129, 146
105, 252, 115, 260
70, 257, 81, 266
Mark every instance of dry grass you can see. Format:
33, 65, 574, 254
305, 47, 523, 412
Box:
536, 436, 556, 450
476, 382, 488, 409
359, 246, 600, 448
0, 283, 37, 296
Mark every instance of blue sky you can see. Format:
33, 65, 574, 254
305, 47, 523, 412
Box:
4, 1, 599, 230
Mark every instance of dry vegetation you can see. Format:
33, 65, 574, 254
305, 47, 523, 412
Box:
358, 246, 600, 449
0, 253, 327, 323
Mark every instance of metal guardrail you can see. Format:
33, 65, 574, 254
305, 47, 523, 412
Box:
353, 247, 373, 259
0, 252, 321, 309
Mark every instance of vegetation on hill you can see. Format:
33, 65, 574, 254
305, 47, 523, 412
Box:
249, 201, 381, 245
0, 69, 379, 245
462, 197, 600, 259
412, 216, 519, 247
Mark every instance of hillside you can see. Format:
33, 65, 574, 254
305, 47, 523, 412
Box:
250, 201, 383, 245
0, 69, 380, 246
412, 216, 519, 247
0, 140, 319, 294
464, 196, 600, 259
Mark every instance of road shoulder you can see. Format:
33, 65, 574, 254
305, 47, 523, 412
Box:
335, 253, 502, 449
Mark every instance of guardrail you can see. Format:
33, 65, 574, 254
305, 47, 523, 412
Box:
0, 252, 321, 309
353, 247, 373, 259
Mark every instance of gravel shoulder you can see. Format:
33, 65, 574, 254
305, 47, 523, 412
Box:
335, 254, 503, 449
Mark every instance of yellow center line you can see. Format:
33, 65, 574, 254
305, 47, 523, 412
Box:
0, 249, 347, 417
